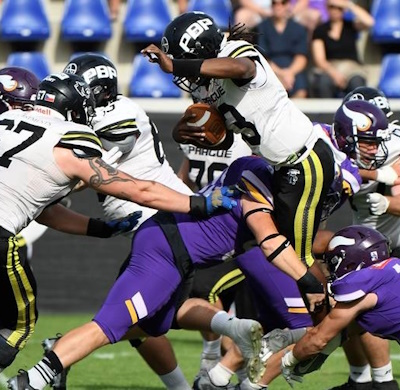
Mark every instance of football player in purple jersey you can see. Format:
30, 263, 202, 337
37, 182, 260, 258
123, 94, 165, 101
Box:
277, 225, 400, 390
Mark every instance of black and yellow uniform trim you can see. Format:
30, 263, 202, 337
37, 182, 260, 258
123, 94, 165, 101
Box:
96, 119, 139, 139
273, 139, 335, 268
227, 44, 258, 59
57, 130, 103, 157
208, 267, 245, 304
0, 232, 37, 350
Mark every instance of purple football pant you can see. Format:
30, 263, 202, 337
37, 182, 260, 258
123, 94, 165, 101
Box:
94, 220, 183, 343
235, 247, 312, 332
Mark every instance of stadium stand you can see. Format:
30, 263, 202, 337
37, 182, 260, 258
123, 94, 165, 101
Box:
61, 0, 112, 41
124, 0, 172, 42
0, 0, 50, 41
186, 0, 233, 31
6, 52, 50, 80
129, 53, 181, 98
378, 54, 400, 98
371, 0, 400, 43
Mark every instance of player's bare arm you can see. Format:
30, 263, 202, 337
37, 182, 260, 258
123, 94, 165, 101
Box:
142, 44, 256, 80
292, 294, 378, 360
241, 195, 325, 312
54, 147, 192, 213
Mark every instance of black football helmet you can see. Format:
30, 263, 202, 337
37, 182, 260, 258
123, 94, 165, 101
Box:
35, 73, 96, 126
63, 53, 118, 107
343, 86, 393, 119
333, 100, 390, 169
161, 12, 224, 92
324, 225, 390, 281
0, 66, 40, 113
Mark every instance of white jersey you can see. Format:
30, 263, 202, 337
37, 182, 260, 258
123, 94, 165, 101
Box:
352, 133, 400, 248
191, 40, 319, 166
93, 96, 192, 232
0, 108, 102, 235
180, 133, 252, 188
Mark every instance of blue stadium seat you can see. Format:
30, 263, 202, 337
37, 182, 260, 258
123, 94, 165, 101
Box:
187, 0, 233, 31
6, 52, 51, 80
61, 0, 112, 41
124, 0, 172, 42
371, 0, 400, 43
129, 54, 181, 98
0, 0, 50, 41
378, 54, 400, 98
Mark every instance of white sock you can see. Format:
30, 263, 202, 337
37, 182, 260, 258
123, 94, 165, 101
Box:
210, 311, 236, 339
159, 366, 191, 390
28, 359, 56, 389
208, 363, 234, 386
202, 337, 221, 358
349, 364, 372, 383
372, 362, 394, 383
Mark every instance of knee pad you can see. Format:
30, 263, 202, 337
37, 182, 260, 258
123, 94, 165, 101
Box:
0, 336, 19, 370
129, 338, 145, 348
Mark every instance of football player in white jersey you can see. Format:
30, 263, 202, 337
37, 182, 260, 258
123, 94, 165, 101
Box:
62, 53, 194, 390
142, 11, 341, 321
0, 72, 235, 375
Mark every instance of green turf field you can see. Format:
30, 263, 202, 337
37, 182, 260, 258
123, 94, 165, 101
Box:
2, 313, 400, 389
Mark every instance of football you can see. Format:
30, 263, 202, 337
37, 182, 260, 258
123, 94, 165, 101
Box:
185, 103, 227, 147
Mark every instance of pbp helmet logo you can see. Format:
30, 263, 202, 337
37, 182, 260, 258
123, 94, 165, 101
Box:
81, 65, 117, 84
179, 18, 214, 53
74, 81, 91, 98
0, 75, 18, 92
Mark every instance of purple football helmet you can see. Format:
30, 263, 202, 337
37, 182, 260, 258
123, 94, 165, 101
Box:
324, 225, 390, 280
334, 100, 390, 169
0, 67, 40, 114
343, 86, 393, 118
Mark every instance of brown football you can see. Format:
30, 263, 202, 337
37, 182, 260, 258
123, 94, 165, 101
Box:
185, 103, 227, 146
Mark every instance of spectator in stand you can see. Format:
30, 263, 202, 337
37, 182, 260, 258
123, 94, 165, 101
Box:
233, 0, 273, 30
310, 0, 374, 98
290, 0, 329, 33
108, 0, 121, 21
257, 0, 309, 97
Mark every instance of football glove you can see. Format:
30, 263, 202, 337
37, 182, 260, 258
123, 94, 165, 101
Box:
366, 193, 390, 215
101, 146, 123, 168
105, 211, 143, 236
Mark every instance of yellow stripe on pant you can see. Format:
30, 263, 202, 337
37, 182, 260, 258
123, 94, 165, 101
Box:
294, 150, 324, 267
6, 237, 36, 350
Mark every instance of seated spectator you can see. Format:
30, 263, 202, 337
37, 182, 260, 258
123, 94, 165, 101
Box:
290, 0, 329, 33
108, 0, 121, 21
310, 0, 374, 98
233, 0, 272, 30
258, 0, 309, 97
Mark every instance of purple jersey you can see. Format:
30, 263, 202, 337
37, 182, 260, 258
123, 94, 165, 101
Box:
332, 258, 400, 343
94, 156, 276, 342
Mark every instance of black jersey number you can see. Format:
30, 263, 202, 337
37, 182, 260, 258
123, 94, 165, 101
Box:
150, 120, 165, 165
0, 119, 46, 168
189, 160, 228, 188
218, 103, 261, 147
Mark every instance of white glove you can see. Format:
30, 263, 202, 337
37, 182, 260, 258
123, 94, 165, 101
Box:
376, 166, 398, 185
281, 350, 303, 388
101, 146, 122, 168
260, 328, 306, 363
366, 193, 390, 215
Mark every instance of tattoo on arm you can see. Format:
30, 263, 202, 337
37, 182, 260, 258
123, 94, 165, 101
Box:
88, 158, 133, 188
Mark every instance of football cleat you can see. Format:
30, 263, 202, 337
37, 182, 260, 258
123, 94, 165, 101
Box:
373, 381, 400, 390
7, 369, 37, 390
193, 372, 234, 390
42, 335, 70, 390
329, 378, 373, 390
